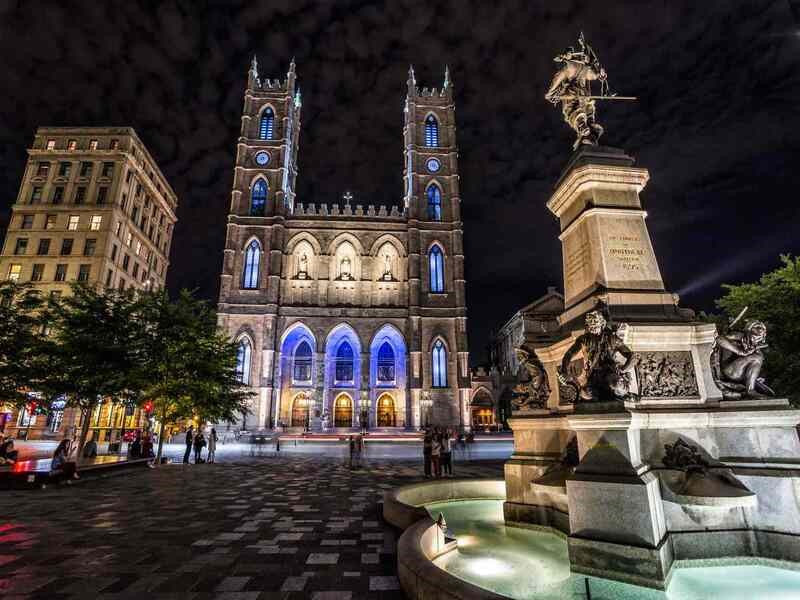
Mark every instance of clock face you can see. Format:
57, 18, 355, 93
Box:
255, 151, 270, 166
426, 157, 441, 173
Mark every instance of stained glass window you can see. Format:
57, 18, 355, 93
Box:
236, 338, 252, 384
427, 184, 442, 221
429, 244, 444, 293
293, 341, 312, 383
251, 179, 267, 216
335, 341, 354, 383
242, 240, 261, 289
377, 342, 395, 382
425, 114, 439, 147
259, 107, 275, 140
432, 339, 447, 388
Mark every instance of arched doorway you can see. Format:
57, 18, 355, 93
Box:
291, 393, 309, 428
334, 393, 353, 428
376, 394, 396, 427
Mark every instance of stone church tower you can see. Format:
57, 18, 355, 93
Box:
217, 59, 470, 432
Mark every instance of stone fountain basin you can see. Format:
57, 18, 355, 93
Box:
659, 468, 757, 509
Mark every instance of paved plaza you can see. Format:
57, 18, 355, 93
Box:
0, 454, 505, 599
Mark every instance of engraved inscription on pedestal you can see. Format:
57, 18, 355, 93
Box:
598, 216, 662, 289
635, 351, 699, 398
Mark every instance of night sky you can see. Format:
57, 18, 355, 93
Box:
2, 1, 800, 363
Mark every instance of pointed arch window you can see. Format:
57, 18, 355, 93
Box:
432, 339, 447, 388
427, 184, 442, 221
377, 341, 396, 383
429, 244, 444, 293
259, 107, 275, 140
293, 340, 312, 384
250, 179, 267, 216
335, 340, 355, 383
425, 115, 439, 147
235, 338, 252, 385
242, 240, 261, 289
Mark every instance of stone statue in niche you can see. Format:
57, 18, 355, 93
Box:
297, 253, 309, 279
339, 256, 353, 280
511, 346, 550, 410
711, 317, 773, 399
381, 253, 393, 281
636, 351, 699, 398
558, 310, 635, 402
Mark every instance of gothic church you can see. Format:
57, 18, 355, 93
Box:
217, 59, 469, 431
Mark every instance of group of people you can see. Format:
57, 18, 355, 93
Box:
0, 434, 19, 465
422, 426, 457, 478
126, 431, 155, 459
182, 425, 218, 464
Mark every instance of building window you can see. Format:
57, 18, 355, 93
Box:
46, 139, 56, 150
235, 338, 252, 384
259, 107, 275, 140
250, 179, 267, 216
377, 342, 396, 383
242, 240, 261, 289
21, 215, 34, 229
427, 184, 442, 221
7, 264, 21, 281
102, 162, 114, 177
109, 139, 119, 150
293, 341, 313, 383
115, 221, 122, 236
425, 115, 439, 147
135, 240, 142, 256
96, 187, 108, 205
132, 263, 139, 278
429, 244, 445, 293
125, 232, 132, 246
432, 339, 447, 387
67, 139, 77, 150
83, 239, 96, 256
52, 186, 64, 204
60, 239, 74, 255
67, 215, 79, 231
335, 341, 355, 383
118, 279, 125, 291
36, 162, 50, 177
90, 215, 102, 231
31, 264, 44, 282
54, 264, 67, 282
45, 215, 56, 229
89, 139, 98, 150
13, 238, 28, 255
74, 186, 86, 204
30, 186, 43, 204
122, 255, 130, 272
80, 162, 93, 177
37, 239, 50, 255
77, 264, 90, 282
58, 162, 71, 177
105, 269, 113, 287
111, 244, 118, 261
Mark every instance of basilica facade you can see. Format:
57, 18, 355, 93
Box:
216, 59, 470, 431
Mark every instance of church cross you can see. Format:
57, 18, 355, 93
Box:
342, 191, 353, 204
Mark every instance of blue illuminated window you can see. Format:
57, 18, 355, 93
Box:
427, 184, 442, 221
425, 115, 439, 147
235, 338, 252, 384
242, 240, 261, 289
377, 342, 395, 382
429, 244, 444, 293
432, 339, 447, 388
335, 341, 355, 383
251, 179, 267, 216
259, 107, 275, 140
293, 341, 312, 383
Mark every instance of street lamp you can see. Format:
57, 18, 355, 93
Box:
421, 391, 433, 428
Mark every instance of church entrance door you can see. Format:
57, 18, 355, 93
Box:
376, 394, 396, 427
291, 393, 309, 428
334, 393, 353, 428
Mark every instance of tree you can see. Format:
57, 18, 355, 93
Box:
0, 281, 45, 408
715, 255, 800, 404
41, 284, 145, 457
136, 290, 251, 463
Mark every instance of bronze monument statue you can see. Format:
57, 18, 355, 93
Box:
511, 346, 551, 410
558, 310, 635, 402
545, 32, 634, 149
711, 312, 773, 399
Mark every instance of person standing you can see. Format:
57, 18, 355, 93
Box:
422, 429, 433, 478
207, 428, 218, 463
441, 429, 453, 476
51, 439, 79, 480
431, 433, 442, 478
183, 425, 194, 464
348, 435, 357, 470
193, 431, 206, 463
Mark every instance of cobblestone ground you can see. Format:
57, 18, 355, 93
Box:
0, 456, 504, 599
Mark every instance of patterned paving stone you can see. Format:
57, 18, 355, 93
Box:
0, 455, 504, 599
